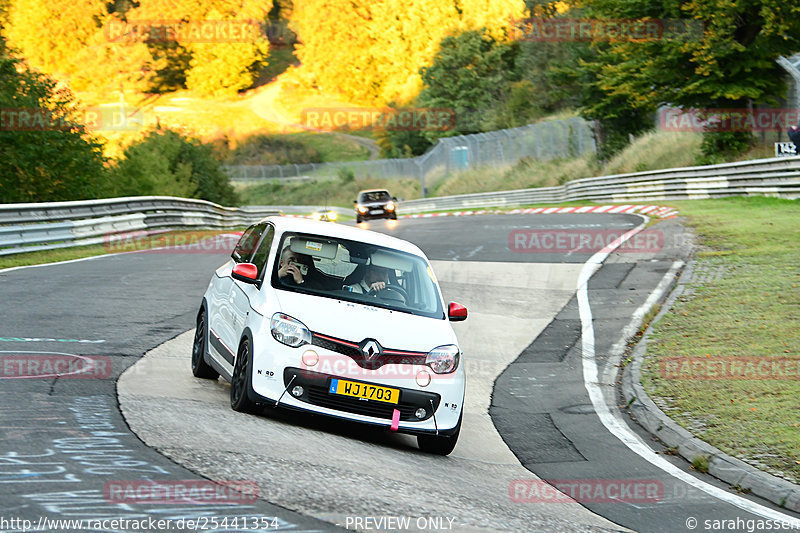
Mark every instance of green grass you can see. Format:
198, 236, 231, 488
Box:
0, 243, 115, 270
0, 229, 243, 270
641, 197, 800, 483
213, 131, 369, 166
429, 129, 705, 197
282, 132, 370, 162
602, 131, 703, 175
417, 128, 784, 199
432, 155, 598, 197
239, 175, 420, 207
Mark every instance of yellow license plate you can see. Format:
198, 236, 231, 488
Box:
329, 379, 399, 404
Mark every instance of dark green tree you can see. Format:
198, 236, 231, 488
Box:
0, 53, 108, 203
582, 0, 800, 158
417, 30, 521, 137
110, 128, 238, 205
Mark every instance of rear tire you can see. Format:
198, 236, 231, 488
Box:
230, 338, 257, 413
417, 415, 461, 456
356, 215, 363, 223
191, 309, 219, 380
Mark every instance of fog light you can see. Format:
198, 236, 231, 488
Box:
416, 370, 431, 387
415, 408, 427, 419
302, 350, 318, 367
291, 385, 304, 397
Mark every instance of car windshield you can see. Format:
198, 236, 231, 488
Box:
272, 232, 444, 319
360, 191, 391, 202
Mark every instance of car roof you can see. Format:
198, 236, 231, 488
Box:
261, 216, 426, 258
357, 189, 390, 195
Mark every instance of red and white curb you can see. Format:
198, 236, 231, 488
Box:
400, 205, 679, 219
277, 205, 679, 220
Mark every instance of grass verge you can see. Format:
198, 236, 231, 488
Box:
640, 196, 800, 483
0, 230, 244, 270
238, 175, 421, 207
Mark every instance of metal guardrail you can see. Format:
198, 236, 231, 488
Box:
397, 156, 800, 213
0, 196, 284, 256
3, 157, 799, 256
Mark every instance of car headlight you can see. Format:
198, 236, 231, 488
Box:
327, 211, 338, 221
385, 202, 395, 211
426, 344, 460, 374
356, 205, 368, 214
270, 313, 312, 347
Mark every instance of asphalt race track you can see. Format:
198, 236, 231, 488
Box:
2, 214, 799, 532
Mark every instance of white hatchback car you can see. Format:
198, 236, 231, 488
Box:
192, 217, 467, 455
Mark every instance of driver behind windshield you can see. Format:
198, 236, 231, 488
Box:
346, 264, 390, 294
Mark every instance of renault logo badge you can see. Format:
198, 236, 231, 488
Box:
360, 339, 382, 360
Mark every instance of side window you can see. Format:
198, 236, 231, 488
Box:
251, 225, 275, 276
231, 224, 265, 263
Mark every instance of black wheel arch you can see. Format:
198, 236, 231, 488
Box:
238, 327, 258, 402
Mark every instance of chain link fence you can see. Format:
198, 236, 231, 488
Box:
223, 117, 595, 197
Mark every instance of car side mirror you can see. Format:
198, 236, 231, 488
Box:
353, 200, 358, 204
448, 302, 467, 322
392, 197, 398, 202
232, 263, 259, 285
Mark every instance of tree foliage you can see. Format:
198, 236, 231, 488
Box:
130, 0, 272, 96
3, 0, 271, 96
579, 0, 800, 157
417, 30, 521, 135
5, 0, 107, 76
0, 54, 108, 203
109, 128, 238, 205
289, 0, 526, 104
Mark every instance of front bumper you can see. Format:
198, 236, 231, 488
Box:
249, 340, 463, 434
356, 206, 395, 219
283, 367, 440, 421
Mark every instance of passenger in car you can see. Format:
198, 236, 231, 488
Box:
345, 264, 390, 294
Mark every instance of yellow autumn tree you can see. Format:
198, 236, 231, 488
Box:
5, 0, 108, 76
129, 0, 272, 96
288, 0, 526, 105
4, 0, 162, 94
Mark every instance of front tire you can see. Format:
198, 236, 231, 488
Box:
417, 415, 461, 456
230, 338, 257, 413
191, 309, 219, 380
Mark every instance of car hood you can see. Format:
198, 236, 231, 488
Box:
273, 290, 456, 352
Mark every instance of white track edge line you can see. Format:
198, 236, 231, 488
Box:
577, 221, 799, 525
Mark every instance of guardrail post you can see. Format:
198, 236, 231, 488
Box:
418, 160, 426, 199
